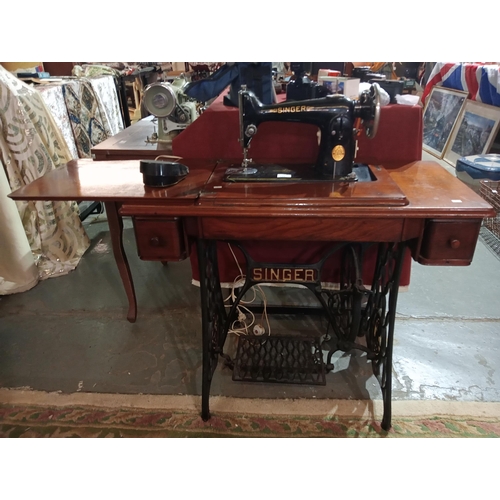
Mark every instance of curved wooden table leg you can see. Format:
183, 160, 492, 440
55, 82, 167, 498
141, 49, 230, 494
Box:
104, 201, 137, 323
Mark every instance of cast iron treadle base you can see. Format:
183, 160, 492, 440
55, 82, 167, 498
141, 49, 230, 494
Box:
232, 336, 326, 385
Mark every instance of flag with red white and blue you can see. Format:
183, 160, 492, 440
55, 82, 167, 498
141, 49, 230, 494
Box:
422, 62, 500, 107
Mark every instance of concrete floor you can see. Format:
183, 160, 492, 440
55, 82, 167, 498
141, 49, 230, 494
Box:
1, 154, 499, 406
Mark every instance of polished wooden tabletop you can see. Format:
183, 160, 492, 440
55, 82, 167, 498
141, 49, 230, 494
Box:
91, 117, 173, 161
8, 159, 216, 203
200, 163, 408, 208
9, 159, 495, 219
196, 161, 495, 220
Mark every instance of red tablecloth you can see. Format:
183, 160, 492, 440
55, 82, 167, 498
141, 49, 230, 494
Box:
173, 93, 423, 288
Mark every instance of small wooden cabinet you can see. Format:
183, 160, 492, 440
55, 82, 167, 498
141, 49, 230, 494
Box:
417, 219, 482, 265
132, 217, 187, 261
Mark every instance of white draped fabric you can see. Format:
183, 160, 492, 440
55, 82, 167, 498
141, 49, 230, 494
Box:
38, 84, 79, 160
0, 159, 39, 294
0, 66, 90, 295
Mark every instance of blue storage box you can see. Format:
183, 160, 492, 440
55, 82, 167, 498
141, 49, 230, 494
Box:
456, 154, 500, 193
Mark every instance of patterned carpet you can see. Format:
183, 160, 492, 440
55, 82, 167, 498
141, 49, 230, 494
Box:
1, 391, 499, 438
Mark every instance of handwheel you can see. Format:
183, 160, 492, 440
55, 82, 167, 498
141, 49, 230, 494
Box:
364, 83, 381, 139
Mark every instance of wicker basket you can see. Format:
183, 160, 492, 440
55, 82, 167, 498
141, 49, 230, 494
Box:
480, 180, 500, 238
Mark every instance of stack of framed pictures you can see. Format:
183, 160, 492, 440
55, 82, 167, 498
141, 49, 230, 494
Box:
422, 86, 500, 166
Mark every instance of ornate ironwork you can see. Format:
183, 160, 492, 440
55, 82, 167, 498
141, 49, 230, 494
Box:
197, 238, 407, 430
361, 242, 406, 430
196, 239, 227, 420
320, 242, 406, 430
320, 244, 368, 363
233, 336, 325, 385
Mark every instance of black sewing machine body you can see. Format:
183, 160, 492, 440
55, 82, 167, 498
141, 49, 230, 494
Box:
236, 84, 380, 181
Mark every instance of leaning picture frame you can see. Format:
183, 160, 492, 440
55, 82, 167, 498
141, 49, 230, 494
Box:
443, 99, 500, 166
422, 87, 468, 158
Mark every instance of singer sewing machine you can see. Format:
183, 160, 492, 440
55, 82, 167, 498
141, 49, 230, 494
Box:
225, 82, 381, 182
10, 85, 495, 431
142, 76, 199, 144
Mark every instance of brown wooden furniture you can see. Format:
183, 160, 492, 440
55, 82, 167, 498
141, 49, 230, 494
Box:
42, 62, 76, 76
91, 116, 172, 161
13, 159, 492, 269
9, 158, 494, 429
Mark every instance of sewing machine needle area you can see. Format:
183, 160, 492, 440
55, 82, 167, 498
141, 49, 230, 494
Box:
223, 163, 374, 183
225, 82, 381, 184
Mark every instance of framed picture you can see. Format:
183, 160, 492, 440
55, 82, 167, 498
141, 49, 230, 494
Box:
422, 87, 468, 158
443, 99, 500, 166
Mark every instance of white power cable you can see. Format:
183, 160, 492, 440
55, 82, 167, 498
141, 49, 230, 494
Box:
225, 243, 271, 337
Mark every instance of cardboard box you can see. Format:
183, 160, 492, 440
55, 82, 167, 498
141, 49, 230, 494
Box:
317, 69, 341, 79
318, 76, 360, 98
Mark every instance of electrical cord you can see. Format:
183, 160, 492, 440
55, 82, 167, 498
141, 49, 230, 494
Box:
154, 154, 183, 162
225, 243, 271, 337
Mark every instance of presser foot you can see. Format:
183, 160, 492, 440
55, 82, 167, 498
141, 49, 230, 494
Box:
225, 165, 258, 176
227, 148, 258, 175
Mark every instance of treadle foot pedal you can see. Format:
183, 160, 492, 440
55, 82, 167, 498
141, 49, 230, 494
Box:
232, 335, 326, 385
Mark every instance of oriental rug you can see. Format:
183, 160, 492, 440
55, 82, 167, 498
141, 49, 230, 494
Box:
0, 390, 499, 438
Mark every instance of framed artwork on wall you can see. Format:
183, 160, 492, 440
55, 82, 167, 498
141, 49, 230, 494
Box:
422, 86, 468, 158
443, 99, 500, 166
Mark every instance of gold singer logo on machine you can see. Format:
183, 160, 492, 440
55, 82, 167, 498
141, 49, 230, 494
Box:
252, 268, 317, 283
269, 106, 311, 114
332, 145, 345, 161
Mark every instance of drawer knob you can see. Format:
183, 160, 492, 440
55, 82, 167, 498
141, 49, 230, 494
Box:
150, 236, 160, 247
450, 239, 461, 249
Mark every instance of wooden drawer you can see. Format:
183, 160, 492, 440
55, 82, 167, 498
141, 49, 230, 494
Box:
199, 217, 405, 242
133, 217, 187, 261
417, 219, 481, 265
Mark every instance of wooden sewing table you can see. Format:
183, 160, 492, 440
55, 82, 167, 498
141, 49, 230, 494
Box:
91, 116, 173, 161
9, 158, 495, 430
